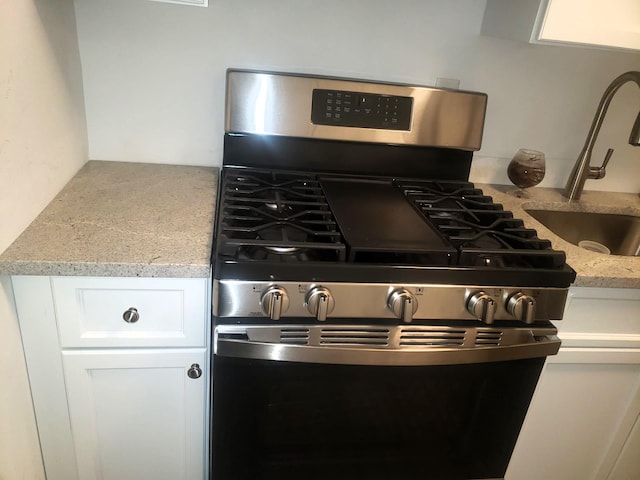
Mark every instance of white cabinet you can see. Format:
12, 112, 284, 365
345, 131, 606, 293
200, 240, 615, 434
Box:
506, 287, 640, 480
63, 349, 207, 480
12, 276, 210, 480
608, 410, 640, 479
482, 0, 640, 52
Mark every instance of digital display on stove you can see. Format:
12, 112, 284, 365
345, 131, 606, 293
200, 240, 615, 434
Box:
311, 89, 412, 130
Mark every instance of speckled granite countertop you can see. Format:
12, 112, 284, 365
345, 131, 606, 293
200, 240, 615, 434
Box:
480, 184, 640, 289
0, 161, 218, 278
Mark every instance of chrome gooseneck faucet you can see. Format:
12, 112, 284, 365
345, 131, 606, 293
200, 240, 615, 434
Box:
563, 71, 640, 201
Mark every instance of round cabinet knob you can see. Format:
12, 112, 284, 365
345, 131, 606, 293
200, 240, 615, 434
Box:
466, 291, 497, 324
187, 363, 202, 379
305, 287, 335, 321
260, 286, 289, 320
387, 288, 418, 323
507, 292, 537, 324
122, 307, 139, 323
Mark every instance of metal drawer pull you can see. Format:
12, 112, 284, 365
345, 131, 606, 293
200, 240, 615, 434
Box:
187, 363, 202, 379
122, 307, 140, 323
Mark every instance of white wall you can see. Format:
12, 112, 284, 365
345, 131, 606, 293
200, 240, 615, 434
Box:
0, 0, 87, 478
74, 0, 640, 192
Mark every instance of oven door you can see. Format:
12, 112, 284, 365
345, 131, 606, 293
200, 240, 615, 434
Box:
211, 324, 559, 480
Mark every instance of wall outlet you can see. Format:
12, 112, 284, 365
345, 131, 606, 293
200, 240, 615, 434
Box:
435, 77, 460, 90
147, 0, 208, 6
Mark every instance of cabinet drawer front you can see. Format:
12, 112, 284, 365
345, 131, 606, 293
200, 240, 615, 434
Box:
555, 287, 640, 348
53, 277, 208, 347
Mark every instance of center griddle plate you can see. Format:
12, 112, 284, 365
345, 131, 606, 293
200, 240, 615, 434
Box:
320, 177, 457, 263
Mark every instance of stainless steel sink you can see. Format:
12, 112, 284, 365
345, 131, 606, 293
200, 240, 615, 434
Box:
525, 209, 640, 256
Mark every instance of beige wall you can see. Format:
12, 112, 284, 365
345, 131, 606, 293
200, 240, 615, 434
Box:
0, 0, 87, 478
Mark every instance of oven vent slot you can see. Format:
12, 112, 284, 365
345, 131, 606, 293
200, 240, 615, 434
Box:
399, 328, 466, 347
319, 328, 389, 346
280, 328, 310, 345
474, 330, 503, 347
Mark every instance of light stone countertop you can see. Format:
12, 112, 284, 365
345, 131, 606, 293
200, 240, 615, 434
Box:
479, 184, 640, 289
0, 161, 218, 278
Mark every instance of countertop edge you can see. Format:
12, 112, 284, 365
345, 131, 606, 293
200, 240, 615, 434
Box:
0, 260, 212, 279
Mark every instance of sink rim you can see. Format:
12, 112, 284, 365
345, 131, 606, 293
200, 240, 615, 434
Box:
523, 208, 640, 257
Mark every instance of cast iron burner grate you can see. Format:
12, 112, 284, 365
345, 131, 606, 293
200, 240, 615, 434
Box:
396, 179, 566, 269
218, 169, 346, 261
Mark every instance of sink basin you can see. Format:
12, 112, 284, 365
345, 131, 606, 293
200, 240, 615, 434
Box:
525, 209, 640, 256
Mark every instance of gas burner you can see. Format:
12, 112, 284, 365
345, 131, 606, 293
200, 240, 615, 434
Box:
397, 179, 501, 212
218, 168, 346, 262
264, 201, 293, 215
257, 224, 309, 250
237, 245, 312, 261
264, 245, 300, 254
395, 179, 568, 269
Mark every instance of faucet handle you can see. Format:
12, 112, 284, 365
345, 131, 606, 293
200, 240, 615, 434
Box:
589, 148, 614, 180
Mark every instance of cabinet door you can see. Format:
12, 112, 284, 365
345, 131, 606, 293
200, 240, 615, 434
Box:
608, 410, 640, 479
506, 349, 640, 480
482, 0, 640, 52
538, 0, 640, 51
62, 349, 207, 480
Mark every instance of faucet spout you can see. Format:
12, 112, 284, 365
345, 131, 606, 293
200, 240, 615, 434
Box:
563, 71, 640, 201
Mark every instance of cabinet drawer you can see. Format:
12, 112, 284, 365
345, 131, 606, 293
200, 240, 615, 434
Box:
52, 277, 208, 347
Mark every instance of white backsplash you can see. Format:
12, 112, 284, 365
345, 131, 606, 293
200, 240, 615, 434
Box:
73, 0, 640, 193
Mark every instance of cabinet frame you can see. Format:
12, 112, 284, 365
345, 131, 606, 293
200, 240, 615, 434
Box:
506, 286, 640, 480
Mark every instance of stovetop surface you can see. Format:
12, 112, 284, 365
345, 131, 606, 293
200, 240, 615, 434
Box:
214, 167, 575, 287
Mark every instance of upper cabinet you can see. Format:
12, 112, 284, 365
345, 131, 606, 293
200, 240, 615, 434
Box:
482, 0, 640, 53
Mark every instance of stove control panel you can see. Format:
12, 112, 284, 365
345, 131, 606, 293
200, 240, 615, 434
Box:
311, 89, 413, 130
216, 281, 568, 324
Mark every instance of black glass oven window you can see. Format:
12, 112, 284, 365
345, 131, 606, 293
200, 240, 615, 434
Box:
211, 356, 545, 480
311, 89, 412, 130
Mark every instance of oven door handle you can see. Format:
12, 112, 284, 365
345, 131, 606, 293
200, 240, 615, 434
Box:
214, 326, 560, 366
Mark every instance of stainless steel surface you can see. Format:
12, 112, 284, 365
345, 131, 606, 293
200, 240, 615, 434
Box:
386, 288, 418, 323
215, 280, 570, 323
259, 285, 289, 320
225, 70, 487, 151
506, 292, 537, 324
187, 363, 202, 379
526, 209, 640, 256
563, 71, 640, 200
214, 324, 561, 365
122, 307, 139, 324
466, 291, 497, 324
304, 287, 334, 321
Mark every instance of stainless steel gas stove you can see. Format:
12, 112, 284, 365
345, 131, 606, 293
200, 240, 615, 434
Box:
210, 70, 576, 480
